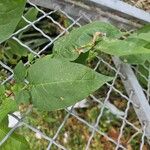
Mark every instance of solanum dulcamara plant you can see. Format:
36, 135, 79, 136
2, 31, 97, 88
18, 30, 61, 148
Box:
0, 0, 149, 149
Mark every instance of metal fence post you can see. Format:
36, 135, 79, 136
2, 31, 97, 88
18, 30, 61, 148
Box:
113, 57, 150, 138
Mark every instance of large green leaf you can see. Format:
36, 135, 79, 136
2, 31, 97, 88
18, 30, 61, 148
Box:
0, 0, 26, 43
27, 56, 112, 111
0, 122, 30, 150
0, 99, 17, 123
96, 38, 150, 64
53, 21, 121, 61
94, 24, 150, 64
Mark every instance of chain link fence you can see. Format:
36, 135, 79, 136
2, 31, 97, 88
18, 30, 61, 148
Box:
0, 0, 150, 149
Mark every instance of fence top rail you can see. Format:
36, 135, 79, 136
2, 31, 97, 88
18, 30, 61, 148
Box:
86, 0, 150, 23
30, 0, 149, 29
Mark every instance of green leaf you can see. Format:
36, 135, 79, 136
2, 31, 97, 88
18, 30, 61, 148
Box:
15, 90, 30, 104
0, 99, 17, 123
96, 24, 150, 64
17, 7, 38, 30
0, 0, 26, 43
8, 39, 28, 57
0, 122, 30, 150
120, 54, 150, 64
53, 21, 121, 61
96, 38, 150, 64
14, 61, 26, 83
27, 56, 112, 111
120, 38, 150, 64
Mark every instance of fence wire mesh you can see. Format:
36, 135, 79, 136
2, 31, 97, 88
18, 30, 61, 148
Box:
0, 0, 150, 149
